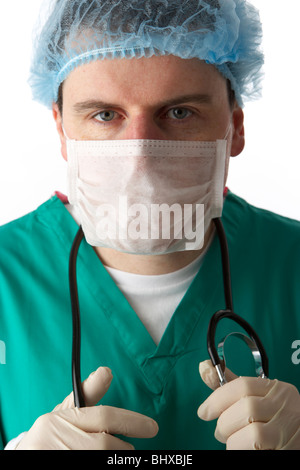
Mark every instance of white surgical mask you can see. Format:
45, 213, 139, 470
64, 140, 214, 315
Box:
66, 137, 229, 255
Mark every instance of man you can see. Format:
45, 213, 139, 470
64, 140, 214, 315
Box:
1, 0, 299, 450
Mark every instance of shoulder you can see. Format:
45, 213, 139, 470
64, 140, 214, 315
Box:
0, 197, 60, 234
224, 191, 300, 241
223, 191, 300, 273
0, 196, 76, 260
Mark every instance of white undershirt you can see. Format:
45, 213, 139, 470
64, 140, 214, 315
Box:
104, 238, 214, 344
105, 257, 202, 344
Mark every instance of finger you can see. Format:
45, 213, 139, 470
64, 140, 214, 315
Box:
199, 360, 238, 390
226, 404, 300, 450
72, 432, 136, 451
81, 367, 113, 406
198, 376, 274, 421
42, 427, 135, 450
54, 367, 113, 411
96, 406, 159, 438
281, 427, 300, 450
57, 405, 159, 439
94, 432, 135, 450
226, 422, 280, 450
214, 395, 275, 443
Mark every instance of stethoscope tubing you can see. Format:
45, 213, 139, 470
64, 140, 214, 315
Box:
69, 226, 85, 408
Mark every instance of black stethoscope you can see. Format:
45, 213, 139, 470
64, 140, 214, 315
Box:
208, 218, 269, 386
69, 218, 269, 408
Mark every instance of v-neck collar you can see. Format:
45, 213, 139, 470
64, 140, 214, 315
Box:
38, 194, 236, 393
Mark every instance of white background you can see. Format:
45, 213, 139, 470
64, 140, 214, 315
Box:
0, 0, 299, 225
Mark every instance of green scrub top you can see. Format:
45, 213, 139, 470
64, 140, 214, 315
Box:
0, 191, 299, 450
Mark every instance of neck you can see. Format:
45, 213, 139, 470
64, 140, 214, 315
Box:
95, 224, 214, 275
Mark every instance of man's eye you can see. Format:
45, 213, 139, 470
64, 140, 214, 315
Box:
167, 108, 192, 120
94, 110, 116, 122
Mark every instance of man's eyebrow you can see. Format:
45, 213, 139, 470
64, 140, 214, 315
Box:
161, 94, 212, 107
73, 100, 118, 113
72, 94, 212, 113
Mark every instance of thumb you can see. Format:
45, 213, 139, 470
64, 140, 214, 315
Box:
199, 360, 238, 390
54, 367, 113, 411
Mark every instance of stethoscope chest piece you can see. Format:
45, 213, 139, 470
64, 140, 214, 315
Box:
207, 309, 269, 387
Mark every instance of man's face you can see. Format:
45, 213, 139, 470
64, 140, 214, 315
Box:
53, 55, 244, 158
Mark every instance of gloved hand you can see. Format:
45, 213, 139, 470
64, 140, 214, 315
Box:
17, 367, 158, 450
197, 360, 300, 450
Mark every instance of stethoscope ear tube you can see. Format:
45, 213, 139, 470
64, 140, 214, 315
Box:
69, 226, 85, 408
213, 218, 233, 311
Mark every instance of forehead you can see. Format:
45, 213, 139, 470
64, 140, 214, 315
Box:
63, 55, 228, 107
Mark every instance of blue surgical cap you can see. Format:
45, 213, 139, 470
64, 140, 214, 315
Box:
29, 0, 264, 108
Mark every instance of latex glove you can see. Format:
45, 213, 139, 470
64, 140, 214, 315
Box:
17, 367, 158, 450
197, 360, 300, 450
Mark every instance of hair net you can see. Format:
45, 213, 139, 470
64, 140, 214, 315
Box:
29, 0, 264, 108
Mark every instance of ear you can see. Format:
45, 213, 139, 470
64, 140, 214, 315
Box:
230, 105, 245, 157
52, 103, 68, 161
